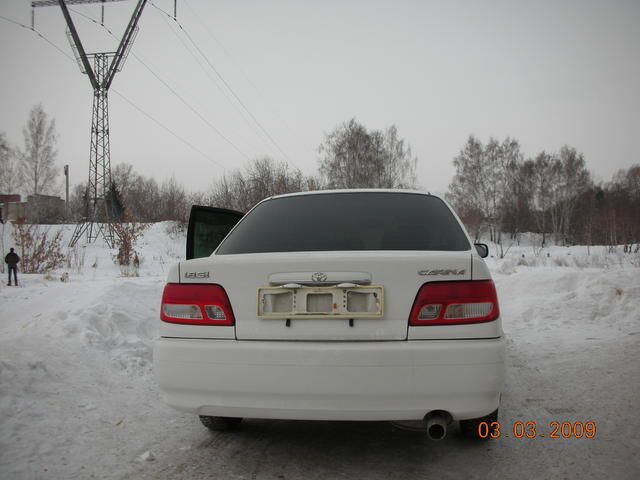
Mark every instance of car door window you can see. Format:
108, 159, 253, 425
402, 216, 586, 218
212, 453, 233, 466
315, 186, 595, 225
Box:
186, 206, 244, 259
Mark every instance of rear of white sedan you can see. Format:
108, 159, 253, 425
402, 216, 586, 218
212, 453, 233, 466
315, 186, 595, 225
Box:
153, 190, 505, 439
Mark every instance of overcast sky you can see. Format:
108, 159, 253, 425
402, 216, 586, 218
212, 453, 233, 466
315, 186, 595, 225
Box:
1, 0, 639, 195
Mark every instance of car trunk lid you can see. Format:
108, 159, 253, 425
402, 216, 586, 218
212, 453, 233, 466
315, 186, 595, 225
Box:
180, 250, 472, 340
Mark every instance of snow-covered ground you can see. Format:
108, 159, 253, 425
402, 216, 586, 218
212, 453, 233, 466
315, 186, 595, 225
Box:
1, 224, 639, 479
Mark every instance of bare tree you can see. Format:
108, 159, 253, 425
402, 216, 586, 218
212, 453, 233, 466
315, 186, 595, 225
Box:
202, 174, 237, 211
158, 176, 189, 222
447, 135, 522, 244
19, 104, 59, 195
203, 157, 310, 212
560, 146, 591, 242
111, 163, 161, 222
501, 157, 535, 242
447, 135, 486, 236
68, 183, 89, 221
449, 137, 594, 247
601, 164, 640, 249
318, 119, 417, 189
485, 137, 523, 246
546, 146, 591, 244
529, 152, 556, 245
111, 163, 138, 200
0, 133, 21, 193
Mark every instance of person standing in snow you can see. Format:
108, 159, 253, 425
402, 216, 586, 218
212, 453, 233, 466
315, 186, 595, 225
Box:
5, 247, 19, 286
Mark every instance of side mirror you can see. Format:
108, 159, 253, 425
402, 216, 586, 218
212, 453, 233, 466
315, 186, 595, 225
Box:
474, 243, 489, 258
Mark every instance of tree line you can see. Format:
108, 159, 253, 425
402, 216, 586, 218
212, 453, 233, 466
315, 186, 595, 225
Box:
2, 110, 417, 223
68, 117, 417, 221
2, 105, 638, 249
446, 135, 640, 249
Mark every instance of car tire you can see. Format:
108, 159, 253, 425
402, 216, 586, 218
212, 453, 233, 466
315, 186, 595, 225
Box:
199, 416, 243, 431
459, 409, 498, 439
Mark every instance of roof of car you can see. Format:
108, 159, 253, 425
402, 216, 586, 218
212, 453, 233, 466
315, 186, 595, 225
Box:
268, 189, 437, 201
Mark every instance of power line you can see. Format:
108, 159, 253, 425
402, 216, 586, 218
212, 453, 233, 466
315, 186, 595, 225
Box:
147, 4, 266, 150
68, 7, 254, 160
182, 0, 296, 137
111, 88, 229, 170
68, 7, 117, 35
128, 57, 251, 160
72, 3, 296, 167
150, 10, 265, 151
0, 13, 230, 171
0, 14, 75, 62
150, 1, 292, 163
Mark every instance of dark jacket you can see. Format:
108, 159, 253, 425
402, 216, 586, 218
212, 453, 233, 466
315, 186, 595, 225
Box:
5, 252, 19, 268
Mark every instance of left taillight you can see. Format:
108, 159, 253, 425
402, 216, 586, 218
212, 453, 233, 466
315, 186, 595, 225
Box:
160, 283, 235, 326
409, 280, 500, 326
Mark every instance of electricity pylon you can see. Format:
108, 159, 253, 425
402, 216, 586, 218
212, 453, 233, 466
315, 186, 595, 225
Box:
32, 0, 148, 247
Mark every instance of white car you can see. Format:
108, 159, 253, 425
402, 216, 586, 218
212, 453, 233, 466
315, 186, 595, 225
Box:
154, 190, 505, 440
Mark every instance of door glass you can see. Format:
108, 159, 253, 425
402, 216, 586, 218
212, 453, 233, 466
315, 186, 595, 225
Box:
187, 206, 243, 259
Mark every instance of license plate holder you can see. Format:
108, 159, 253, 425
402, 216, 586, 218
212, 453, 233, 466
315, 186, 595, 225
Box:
257, 285, 384, 319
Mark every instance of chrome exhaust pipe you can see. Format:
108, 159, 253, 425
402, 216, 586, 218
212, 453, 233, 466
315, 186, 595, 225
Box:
424, 411, 450, 441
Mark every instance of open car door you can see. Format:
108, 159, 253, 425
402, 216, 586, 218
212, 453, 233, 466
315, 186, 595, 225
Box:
186, 205, 244, 260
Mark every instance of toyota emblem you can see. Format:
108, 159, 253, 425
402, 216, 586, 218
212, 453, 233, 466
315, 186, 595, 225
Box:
311, 272, 327, 282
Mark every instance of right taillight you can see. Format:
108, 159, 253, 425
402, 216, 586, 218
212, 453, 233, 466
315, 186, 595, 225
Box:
160, 283, 235, 326
409, 280, 500, 326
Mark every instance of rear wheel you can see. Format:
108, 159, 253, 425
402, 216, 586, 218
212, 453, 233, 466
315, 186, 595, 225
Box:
199, 416, 243, 431
459, 409, 498, 439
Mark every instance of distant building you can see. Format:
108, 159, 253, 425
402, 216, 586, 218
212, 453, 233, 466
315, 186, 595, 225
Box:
0, 194, 23, 223
26, 194, 65, 223
0, 194, 65, 224
0, 194, 21, 204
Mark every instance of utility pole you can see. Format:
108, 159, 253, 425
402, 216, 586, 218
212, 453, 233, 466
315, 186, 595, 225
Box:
64, 164, 69, 217
32, 0, 148, 247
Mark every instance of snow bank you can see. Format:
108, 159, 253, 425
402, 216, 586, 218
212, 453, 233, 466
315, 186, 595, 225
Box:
494, 267, 640, 346
485, 243, 640, 270
1, 221, 186, 279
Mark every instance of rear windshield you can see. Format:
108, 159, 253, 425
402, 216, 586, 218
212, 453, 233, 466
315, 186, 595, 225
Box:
216, 192, 470, 254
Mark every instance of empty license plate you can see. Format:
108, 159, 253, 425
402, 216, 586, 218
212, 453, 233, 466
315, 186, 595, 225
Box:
257, 285, 384, 319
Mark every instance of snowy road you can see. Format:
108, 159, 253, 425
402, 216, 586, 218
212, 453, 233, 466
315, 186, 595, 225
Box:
1, 256, 639, 479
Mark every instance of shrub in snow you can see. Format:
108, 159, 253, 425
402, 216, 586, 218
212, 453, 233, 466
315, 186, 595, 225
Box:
553, 257, 569, 267
165, 220, 187, 238
113, 214, 148, 277
118, 253, 141, 277
66, 244, 86, 273
11, 223, 65, 274
499, 259, 517, 274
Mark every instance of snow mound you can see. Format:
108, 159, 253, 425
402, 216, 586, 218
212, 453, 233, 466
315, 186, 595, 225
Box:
78, 280, 163, 373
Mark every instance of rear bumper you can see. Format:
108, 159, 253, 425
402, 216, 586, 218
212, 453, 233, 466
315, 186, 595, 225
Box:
153, 337, 506, 421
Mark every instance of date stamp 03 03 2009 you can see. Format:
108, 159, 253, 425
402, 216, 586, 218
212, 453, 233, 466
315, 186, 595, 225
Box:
477, 421, 597, 439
